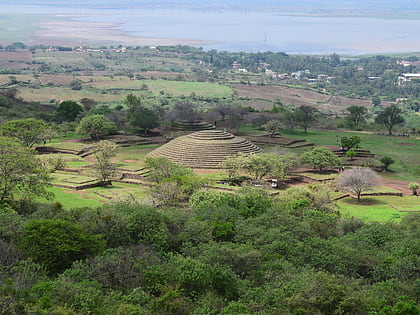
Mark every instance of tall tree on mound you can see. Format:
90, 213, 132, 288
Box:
375, 105, 404, 135
346, 106, 367, 129
338, 167, 380, 201
125, 93, 160, 135
55, 100, 83, 123
295, 105, 318, 133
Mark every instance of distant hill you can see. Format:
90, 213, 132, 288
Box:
0, 90, 55, 122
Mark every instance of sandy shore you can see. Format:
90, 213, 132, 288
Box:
32, 17, 214, 47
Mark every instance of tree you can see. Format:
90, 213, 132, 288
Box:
69, 79, 83, 90
346, 106, 367, 129
372, 96, 381, 107
375, 105, 405, 135
408, 182, 419, 196
379, 156, 395, 171
0, 118, 51, 147
214, 104, 234, 121
76, 115, 116, 140
173, 100, 201, 124
283, 111, 299, 133
127, 106, 160, 135
295, 105, 318, 133
125, 94, 160, 134
240, 152, 296, 181
145, 157, 193, 183
262, 119, 282, 137
337, 167, 380, 201
0, 137, 51, 205
301, 147, 339, 173
225, 107, 248, 133
151, 181, 187, 206
346, 149, 356, 160
80, 98, 97, 111
55, 100, 83, 123
222, 152, 249, 183
93, 140, 119, 185
18, 219, 104, 274
339, 135, 361, 150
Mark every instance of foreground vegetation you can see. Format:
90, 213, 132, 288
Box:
1, 190, 419, 314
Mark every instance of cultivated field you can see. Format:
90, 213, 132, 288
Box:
232, 83, 393, 114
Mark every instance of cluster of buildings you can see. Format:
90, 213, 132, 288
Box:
232, 61, 333, 84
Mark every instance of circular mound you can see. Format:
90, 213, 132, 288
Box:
147, 130, 262, 168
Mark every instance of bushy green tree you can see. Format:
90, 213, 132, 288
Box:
379, 156, 395, 171
76, 115, 116, 140
55, 100, 83, 123
339, 135, 361, 150
295, 105, 318, 133
227, 152, 296, 181
262, 119, 282, 137
0, 118, 52, 147
125, 93, 160, 134
0, 137, 51, 205
346, 148, 357, 160
300, 147, 339, 172
145, 157, 193, 183
19, 219, 105, 274
408, 182, 419, 195
346, 105, 368, 128
375, 105, 405, 135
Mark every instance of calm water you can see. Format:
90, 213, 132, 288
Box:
3, 4, 420, 54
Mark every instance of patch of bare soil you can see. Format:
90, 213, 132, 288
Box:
399, 142, 416, 146
0, 51, 33, 62
380, 178, 413, 196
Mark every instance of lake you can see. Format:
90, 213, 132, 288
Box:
2, 4, 420, 55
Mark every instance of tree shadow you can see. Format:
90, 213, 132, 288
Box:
341, 197, 387, 206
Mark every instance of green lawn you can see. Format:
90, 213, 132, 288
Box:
136, 80, 233, 97
45, 186, 105, 208
337, 196, 419, 222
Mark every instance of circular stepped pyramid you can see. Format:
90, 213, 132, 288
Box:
147, 129, 262, 169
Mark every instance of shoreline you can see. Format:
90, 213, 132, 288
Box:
31, 17, 215, 47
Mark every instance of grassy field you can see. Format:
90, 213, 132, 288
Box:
45, 186, 105, 208
337, 196, 419, 222
2, 75, 233, 103
135, 80, 233, 97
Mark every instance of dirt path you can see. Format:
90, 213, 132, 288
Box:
380, 178, 414, 196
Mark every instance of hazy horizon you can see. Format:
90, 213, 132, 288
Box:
1, 1, 420, 55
